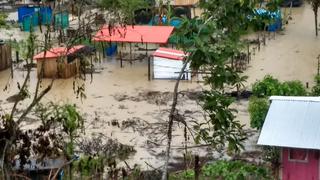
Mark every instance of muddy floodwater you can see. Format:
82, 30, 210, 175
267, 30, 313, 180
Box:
0, 4, 318, 169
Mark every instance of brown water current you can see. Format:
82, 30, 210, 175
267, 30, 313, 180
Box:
0, 4, 318, 169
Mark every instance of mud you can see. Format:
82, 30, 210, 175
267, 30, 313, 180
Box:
0, 4, 318, 169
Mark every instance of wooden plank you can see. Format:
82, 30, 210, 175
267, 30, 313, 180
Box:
0, 45, 12, 71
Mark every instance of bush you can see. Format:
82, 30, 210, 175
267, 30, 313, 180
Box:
252, 75, 307, 97
248, 97, 269, 130
312, 75, 320, 96
202, 160, 271, 180
0, 13, 7, 28
171, 160, 271, 180
252, 75, 281, 97
280, 80, 307, 96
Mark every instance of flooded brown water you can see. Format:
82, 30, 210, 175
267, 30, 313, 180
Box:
0, 4, 318, 169
245, 4, 319, 87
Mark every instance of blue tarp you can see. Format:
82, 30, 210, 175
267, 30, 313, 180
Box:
18, 6, 53, 31
254, 8, 282, 32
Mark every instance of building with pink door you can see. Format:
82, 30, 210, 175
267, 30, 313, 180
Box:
258, 96, 320, 180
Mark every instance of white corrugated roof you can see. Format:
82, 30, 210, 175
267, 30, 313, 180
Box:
257, 96, 320, 150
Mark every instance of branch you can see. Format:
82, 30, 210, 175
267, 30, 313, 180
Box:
17, 80, 54, 125
162, 59, 190, 180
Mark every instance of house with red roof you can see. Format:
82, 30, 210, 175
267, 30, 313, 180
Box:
33, 45, 89, 78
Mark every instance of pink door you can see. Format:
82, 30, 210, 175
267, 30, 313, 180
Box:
283, 148, 319, 180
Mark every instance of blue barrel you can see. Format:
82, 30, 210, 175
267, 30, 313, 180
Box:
105, 44, 117, 56
40, 7, 52, 25
55, 12, 69, 29
22, 15, 32, 31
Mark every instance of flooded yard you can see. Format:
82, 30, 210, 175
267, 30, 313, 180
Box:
0, 3, 319, 171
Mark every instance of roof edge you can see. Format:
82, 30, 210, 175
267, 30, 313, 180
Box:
270, 96, 320, 102
257, 142, 320, 151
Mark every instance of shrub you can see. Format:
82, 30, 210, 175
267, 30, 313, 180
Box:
252, 75, 281, 97
312, 75, 320, 96
171, 160, 271, 180
280, 80, 307, 96
0, 13, 7, 28
248, 97, 269, 130
252, 75, 307, 97
202, 160, 271, 180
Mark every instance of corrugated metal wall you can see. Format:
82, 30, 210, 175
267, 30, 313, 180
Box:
153, 57, 191, 80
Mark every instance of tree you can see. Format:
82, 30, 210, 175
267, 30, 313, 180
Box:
162, 1, 259, 179
306, 0, 320, 36
98, 0, 148, 25
0, 1, 100, 179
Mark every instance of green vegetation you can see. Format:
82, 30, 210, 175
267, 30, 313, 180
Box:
252, 75, 307, 97
171, 160, 271, 180
252, 75, 281, 97
249, 75, 307, 130
248, 97, 269, 130
312, 75, 320, 95
162, 1, 260, 178
98, 0, 149, 24
0, 13, 7, 28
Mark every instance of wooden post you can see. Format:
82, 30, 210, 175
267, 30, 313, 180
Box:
148, 56, 151, 81
120, 43, 123, 68
257, 34, 260, 51
194, 155, 200, 180
317, 55, 320, 76
129, 43, 132, 65
247, 43, 250, 64
231, 56, 234, 69
101, 42, 105, 58
16, 51, 19, 63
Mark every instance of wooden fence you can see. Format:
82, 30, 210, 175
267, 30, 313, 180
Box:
0, 44, 12, 71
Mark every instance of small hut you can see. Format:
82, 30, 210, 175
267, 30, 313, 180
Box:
152, 47, 190, 80
0, 42, 12, 71
33, 45, 90, 78
258, 96, 320, 180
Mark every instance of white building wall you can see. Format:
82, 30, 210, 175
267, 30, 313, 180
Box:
153, 57, 191, 80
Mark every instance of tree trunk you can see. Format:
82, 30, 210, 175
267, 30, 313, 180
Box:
162, 61, 189, 180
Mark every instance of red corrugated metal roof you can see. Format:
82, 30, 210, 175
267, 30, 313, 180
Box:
152, 47, 187, 60
33, 45, 85, 60
92, 25, 174, 44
